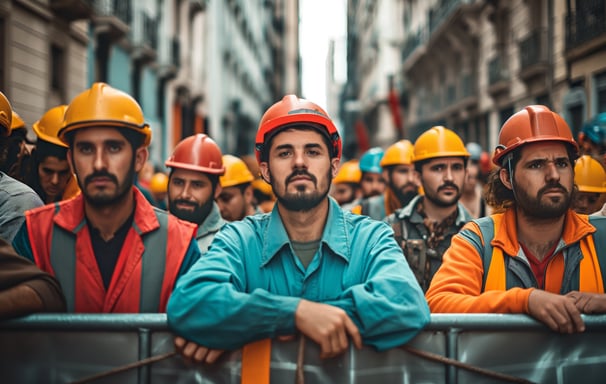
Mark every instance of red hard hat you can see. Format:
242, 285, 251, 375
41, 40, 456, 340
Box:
255, 95, 341, 163
493, 105, 579, 166
165, 134, 225, 175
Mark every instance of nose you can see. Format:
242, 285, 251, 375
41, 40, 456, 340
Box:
293, 149, 307, 168
51, 172, 60, 185
545, 161, 560, 181
93, 149, 106, 171
444, 166, 454, 181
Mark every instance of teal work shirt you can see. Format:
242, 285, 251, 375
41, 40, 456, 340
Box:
167, 197, 430, 351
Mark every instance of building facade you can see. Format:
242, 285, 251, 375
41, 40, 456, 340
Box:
342, 0, 606, 156
0, 0, 299, 166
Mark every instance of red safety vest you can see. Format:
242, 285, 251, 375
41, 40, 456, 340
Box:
24, 188, 197, 313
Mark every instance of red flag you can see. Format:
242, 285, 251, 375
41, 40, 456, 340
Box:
388, 88, 404, 138
355, 119, 370, 153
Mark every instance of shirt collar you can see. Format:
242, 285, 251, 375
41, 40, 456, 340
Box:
261, 197, 350, 266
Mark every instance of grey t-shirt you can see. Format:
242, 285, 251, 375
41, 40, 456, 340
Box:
291, 239, 320, 269
0, 172, 43, 242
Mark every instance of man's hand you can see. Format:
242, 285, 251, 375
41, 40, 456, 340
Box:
294, 299, 362, 358
174, 336, 224, 364
528, 289, 585, 333
566, 291, 606, 314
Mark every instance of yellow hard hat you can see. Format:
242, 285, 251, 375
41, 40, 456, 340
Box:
0, 91, 12, 135
333, 160, 361, 184
252, 178, 274, 197
32, 105, 69, 148
220, 154, 255, 188
11, 111, 25, 131
574, 155, 606, 193
413, 126, 469, 163
59, 82, 151, 146
380, 140, 414, 167
149, 172, 169, 193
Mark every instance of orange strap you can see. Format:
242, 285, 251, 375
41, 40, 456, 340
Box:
241, 338, 271, 384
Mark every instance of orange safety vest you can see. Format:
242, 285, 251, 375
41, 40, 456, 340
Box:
466, 214, 606, 293
24, 188, 196, 312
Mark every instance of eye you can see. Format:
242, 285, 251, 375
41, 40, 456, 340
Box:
78, 144, 93, 154
528, 161, 542, 169
171, 179, 184, 186
452, 164, 464, 171
556, 159, 570, 168
306, 148, 320, 156
277, 149, 291, 158
108, 143, 122, 153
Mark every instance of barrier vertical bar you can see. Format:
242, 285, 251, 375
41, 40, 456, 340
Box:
138, 328, 151, 384
446, 328, 460, 384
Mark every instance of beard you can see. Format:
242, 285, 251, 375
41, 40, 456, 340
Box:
514, 181, 572, 219
274, 168, 331, 212
169, 198, 214, 225
423, 182, 461, 208
80, 168, 134, 207
391, 181, 418, 206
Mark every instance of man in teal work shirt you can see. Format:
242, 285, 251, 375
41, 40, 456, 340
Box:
167, 95, 429, 363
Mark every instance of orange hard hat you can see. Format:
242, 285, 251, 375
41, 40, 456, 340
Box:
220, 154, 255, 187
574, 155, 606, 193
0, 91, 12, 136
333, 160, 361, 184
493, 105, 578, 166
149, 172, 169, 193
60, 82, 151, 146
11, 111, 25, 131
33, 105, 69, 148
413, 126, 469, 163
255, 95, 341, 163
165, 134, 225, 175
381, 140, 414, 167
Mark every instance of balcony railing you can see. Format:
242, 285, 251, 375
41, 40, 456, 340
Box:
93, 0, 132, 25
171, 37, 181, 67
488, 56, 509, 86
566, 0, 606, 50
519, 28, 548, 69
142, 13, 158, 50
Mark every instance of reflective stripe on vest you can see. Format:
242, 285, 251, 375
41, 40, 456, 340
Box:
49, 207, 169, 312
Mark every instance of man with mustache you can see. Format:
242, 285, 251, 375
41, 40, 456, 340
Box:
167, 95, 429, 364
12, 83, 201, 313
426, 105, 606, 333
165, 134, 226, 252
384, 126, 473, 292
353, 140, 419, 220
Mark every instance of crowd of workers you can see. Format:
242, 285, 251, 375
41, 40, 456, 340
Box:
1, 83, 606, 363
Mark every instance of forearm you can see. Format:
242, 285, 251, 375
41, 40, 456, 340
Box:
168, 285, 301, 350
0, 284, 44, 320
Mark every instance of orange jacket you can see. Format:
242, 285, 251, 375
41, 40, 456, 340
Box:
426, 208, 605, 314
18, 188, 198, 313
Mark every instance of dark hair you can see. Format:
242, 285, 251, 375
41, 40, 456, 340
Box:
64, 127, 146, 150
35, 139, 68, 162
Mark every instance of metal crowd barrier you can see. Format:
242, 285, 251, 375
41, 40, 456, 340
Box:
1, 313, 605, 384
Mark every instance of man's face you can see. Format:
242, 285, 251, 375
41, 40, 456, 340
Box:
572, 191, 605, 215
217, 185, 252, 221
386, 164, 419, 205
69, 127, 146, 207
464, 161, 480, 193
504, 142, 574, 219
168, 168, 219, 225
359, 172, 386, 198
420, 157, 466, 208
330, 183, 358, 205
38, 156, 72, 202
260, 128, 338, 212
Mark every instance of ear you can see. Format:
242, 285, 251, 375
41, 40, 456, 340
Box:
213, 183, 223, 199
331, 158, 340, 178
134, 147, 149, 173
499, 167, 513, 190
259, 162, 271, 183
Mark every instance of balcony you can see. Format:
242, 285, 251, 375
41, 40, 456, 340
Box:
487, 56, 510, 97
565, 0, 606, 61
518, 28, 549, 82
49, 0, 95, 21
92, 0, 132, 42
131, 12, 157, 63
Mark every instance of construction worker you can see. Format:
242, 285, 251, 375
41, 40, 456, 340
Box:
460, 142, 490, 218
578, 112, 606, 168
149, 172, 169, 210
167, 95, 429, 363
330, 159, 361, 206
385, 126, 473, 292
26, 105, 80, 204
0, 91, 43, 242
217, 154, 260, 221
426, 105, 606, 333
165, 133, 226, 252
353, 140, 418, 220
0, 110, 33, 181
11, 82, 201, 313
242, 153, 277, 213
572, 155, 606, 214
358, 147, 386, 198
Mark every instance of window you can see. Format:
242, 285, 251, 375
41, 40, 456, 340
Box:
595, 71, 606, 113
